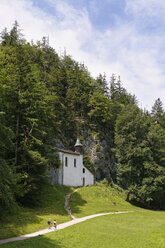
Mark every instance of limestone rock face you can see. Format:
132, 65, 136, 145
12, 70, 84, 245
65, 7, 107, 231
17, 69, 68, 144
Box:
80, 129, 116, 182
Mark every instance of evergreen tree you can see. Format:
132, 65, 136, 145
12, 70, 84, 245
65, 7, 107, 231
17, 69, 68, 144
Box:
115, 105, 165, 208
110, 74, 137, 105
151, 98, 165, 128
95, 73, 109, 95
88, 89, 113, 132
0, 112, 16, 211
115, 105, 151, 188
151, 98, 164, 122
0, 27, 56, 205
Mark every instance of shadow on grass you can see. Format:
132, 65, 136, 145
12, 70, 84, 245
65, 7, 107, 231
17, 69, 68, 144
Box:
0, 235, 64, 248
0, 184, 73, 240
0, 211, 43, 240
0, 185, 87, 240
69, 191, 87, 215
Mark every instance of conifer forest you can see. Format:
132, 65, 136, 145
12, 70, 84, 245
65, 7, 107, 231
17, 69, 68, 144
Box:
1, 22, 165, 213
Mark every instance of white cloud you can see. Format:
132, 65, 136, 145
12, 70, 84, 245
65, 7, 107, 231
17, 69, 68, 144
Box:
0, 0, 165, 110
0, 0, 53, 41
125, 0, 165, 18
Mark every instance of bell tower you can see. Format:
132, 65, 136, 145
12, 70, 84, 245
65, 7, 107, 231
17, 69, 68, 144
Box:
74, 138, 83, 153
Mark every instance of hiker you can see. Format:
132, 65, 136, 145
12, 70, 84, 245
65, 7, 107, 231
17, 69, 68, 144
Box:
53, 219, 57, 230
48, 218, 51, 229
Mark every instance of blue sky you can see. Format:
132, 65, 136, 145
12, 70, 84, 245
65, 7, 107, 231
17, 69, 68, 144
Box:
0, 0, 165, 110
33, 0, 127, 31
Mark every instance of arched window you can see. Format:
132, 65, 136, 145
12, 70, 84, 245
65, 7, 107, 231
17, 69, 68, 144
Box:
83, 168, 85, 173
74, 159, 76, 167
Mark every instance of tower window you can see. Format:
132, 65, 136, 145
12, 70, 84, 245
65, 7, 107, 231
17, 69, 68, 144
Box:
83, 168, 85, 173
74, 159, 76, 167
65, 157, 68, 167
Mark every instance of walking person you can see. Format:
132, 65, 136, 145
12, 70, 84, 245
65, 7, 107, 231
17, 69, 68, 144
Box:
48, 218, 51, 229
53, 219, 57, 230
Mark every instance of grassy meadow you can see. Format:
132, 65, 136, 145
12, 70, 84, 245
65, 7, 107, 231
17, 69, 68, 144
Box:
1, 211, 165, 248
0, 183, 139, 240
1, 183, 165, 248
70, 183, 140, 217
0, 185, 73, 239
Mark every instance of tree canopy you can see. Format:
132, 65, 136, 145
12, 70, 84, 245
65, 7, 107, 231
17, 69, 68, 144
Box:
0, 22, 165, 211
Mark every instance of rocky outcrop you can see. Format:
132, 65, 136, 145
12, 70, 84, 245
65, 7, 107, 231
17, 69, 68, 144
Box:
80, 128, 116, 182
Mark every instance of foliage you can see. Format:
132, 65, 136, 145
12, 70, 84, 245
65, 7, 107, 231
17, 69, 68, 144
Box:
115, 105, 165, 209
0, 112, 16, 211
0, 22, 165, 212
151, 98, 164, 123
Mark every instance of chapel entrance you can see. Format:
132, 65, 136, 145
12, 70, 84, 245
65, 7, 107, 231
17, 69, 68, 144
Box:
82, 177, 85, 186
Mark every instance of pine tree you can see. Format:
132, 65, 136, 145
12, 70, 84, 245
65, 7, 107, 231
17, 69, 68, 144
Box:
151, 98, 164, 123
110, 74, 137, 105
115, 104, 165, 208
0, 112, 16, 211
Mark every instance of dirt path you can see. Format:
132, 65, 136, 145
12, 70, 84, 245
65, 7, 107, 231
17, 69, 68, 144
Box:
64, 188, 78, 219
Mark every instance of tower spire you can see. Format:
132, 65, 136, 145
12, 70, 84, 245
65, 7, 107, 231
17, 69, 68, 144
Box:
74, 138, 82, 153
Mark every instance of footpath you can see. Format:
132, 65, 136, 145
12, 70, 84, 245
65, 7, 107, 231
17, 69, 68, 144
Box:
0, 189, 135, 245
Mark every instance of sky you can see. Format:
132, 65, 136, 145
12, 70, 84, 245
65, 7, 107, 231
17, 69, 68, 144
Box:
0, 0, 165, 110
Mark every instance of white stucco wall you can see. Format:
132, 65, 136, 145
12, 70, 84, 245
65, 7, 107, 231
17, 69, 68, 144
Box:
57, 151, 94, 187
82, 166, 94, 186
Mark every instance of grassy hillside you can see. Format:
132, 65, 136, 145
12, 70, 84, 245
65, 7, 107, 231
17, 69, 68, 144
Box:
0, 182, 141, 240
70, 182, 140, 217
0, 185, 73, 240
1, 211, 165, 248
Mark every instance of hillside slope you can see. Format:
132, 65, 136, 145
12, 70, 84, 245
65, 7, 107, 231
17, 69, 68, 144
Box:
70, 182, 140, 218
0, 183, 140, 240
0, 185, 73, 240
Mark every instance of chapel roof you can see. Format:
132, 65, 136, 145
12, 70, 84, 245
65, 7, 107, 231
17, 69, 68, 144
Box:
53, 147, 80, 155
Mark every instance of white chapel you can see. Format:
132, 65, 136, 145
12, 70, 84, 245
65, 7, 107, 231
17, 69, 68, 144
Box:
49, 138, 94, 187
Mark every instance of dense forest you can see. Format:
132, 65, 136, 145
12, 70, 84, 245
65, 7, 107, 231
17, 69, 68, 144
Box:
0, 22, 165, 213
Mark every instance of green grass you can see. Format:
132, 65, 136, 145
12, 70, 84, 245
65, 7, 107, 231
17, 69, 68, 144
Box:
1, 211, 165, 248
0, 184, 73, 240
70, 183, 140, 217
0, 182, 141, 241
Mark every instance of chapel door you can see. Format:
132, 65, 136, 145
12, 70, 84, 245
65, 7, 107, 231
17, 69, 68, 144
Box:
82, 177, 85, 186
